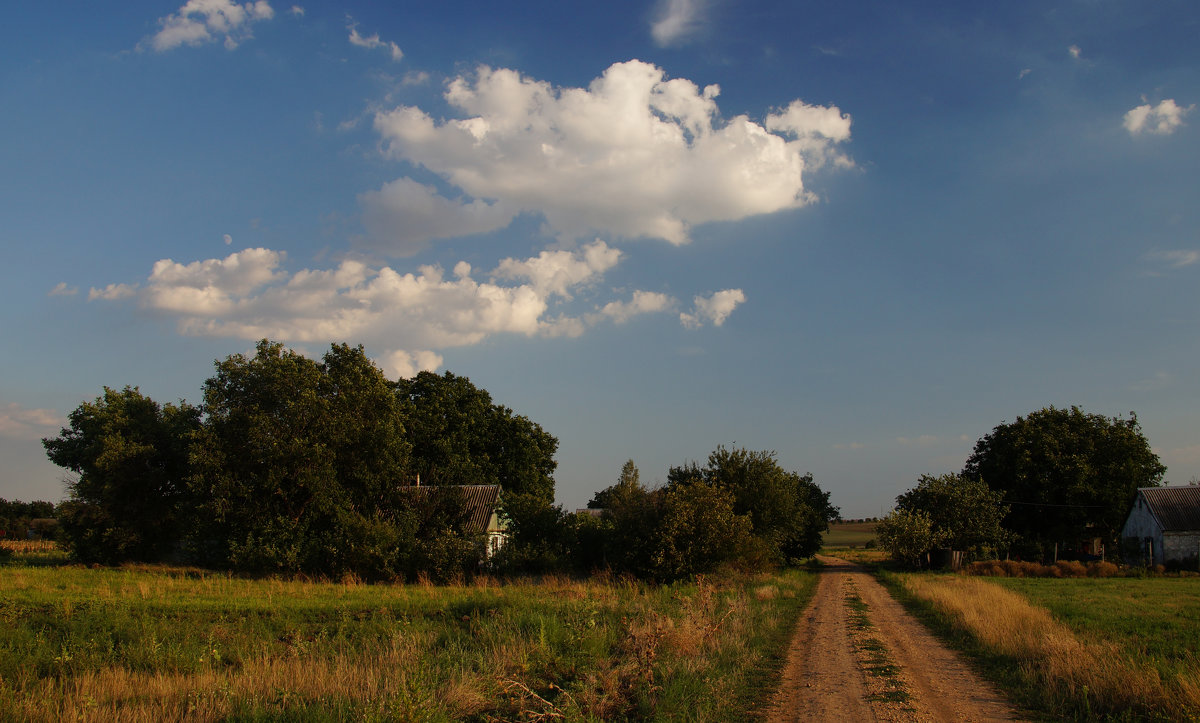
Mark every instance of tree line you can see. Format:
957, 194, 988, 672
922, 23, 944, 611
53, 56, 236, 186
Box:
43, 339, 838, 582
877, 406, 1166, 567
0, 499, 58, 541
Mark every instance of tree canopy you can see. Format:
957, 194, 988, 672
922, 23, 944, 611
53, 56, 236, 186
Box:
962, 406, 1165, 552
44, 340, 560, 580
43, 386, 199, 563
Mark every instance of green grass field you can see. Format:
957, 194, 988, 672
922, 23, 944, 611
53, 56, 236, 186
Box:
988, 575, 1200, 683
885, 570, 1200, 721
0, 560, 817, 721
822, 521, 878, 548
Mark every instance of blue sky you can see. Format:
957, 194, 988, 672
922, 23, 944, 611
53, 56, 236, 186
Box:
2, 0, 1198, 517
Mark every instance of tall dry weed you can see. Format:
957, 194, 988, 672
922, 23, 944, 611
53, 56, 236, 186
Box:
901, 575, 1200, 720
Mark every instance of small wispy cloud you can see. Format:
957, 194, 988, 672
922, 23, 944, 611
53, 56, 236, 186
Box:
48, 282, 77, 297
0, 402, 62, 440
896, 435, 939, 446
289, 5, 304, 16
1018, 68, 1032, 80
1147, 249, 1200, 269
1132, 371, 1172, 392
88, 283, 138, 301
1124, 98, 1194, 136
651, 0, 708, 47
347, 20, 403, 61
1068, 44, 1082, 60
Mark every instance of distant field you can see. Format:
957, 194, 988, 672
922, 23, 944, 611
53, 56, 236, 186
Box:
823, 521, 878, 548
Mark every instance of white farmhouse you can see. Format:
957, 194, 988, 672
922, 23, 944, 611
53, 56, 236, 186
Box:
1121, 486, 1200, 567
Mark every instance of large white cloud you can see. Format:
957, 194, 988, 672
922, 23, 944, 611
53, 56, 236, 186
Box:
145, 0, 275, 52
369, 60, 851, 251
1124, 98, 1193, 136
97, 243, 719, 378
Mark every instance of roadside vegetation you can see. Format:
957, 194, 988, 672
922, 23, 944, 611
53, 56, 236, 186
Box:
0, 556, 816, 722
881, 570, 1200, 721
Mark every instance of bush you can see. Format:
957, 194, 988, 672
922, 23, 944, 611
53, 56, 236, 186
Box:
966, 559, 1126, 578
1088, 560, 1119, 578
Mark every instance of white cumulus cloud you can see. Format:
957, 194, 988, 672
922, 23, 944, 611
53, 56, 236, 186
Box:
680, 288, 745, 329
145, 0, 275, 52
1124, 98, 1193, 136
651, 0, 707, 47
90, 243, 701, 377
384, 350, 444, 379
492, 241, 622, 299
593, 290, 675, 324
370, 60, 851, 251
49, 282, 78, 297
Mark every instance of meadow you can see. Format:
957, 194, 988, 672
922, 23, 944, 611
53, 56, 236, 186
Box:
0, 556, 816, 722
886, 570, 1200, 721
820, 521, 878, 549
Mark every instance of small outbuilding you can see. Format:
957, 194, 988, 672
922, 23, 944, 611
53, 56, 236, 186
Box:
1121, 486, 1200, 567
399, 484, 508, 557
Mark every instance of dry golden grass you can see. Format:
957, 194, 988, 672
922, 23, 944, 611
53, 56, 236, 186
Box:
0, 539, 57, 553
900, 574, 1200, 720
0, 565, 816, 721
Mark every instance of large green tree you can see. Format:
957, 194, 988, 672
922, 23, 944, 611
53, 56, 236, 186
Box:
962, 406, 1165, 552
189, 341, 414, 575
395, 371, 558, 505
687, 446, 839, 564
43, 386, 200, 563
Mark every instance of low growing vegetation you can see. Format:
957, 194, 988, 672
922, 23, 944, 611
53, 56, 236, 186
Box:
0, 562, 817, 722
884, 571, 1200, 721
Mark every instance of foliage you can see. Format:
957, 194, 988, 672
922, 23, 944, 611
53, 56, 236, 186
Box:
876, 508, 944, 568
188, 341, 416, 577
588, 461, 664, 577
894, 473, 1012, 558
700, 446, 839, 564
0, 499, 58, 541
582, 451, 835, 580
42, 386, 200, 564
962, 406, 1165, 550
396, 371, 557, 505
653, 477, 756, 580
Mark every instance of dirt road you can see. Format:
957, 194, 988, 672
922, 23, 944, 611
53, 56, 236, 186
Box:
767, 556, 1023, 722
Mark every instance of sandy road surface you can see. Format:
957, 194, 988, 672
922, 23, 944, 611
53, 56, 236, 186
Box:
767, 556, 1023, 722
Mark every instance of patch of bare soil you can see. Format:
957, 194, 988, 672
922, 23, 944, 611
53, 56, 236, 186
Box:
767, 556, 1023, 722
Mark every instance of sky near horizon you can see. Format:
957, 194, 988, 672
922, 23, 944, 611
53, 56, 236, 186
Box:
2, 0, 1198, 517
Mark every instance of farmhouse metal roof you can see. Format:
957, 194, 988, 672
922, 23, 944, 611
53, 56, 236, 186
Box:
397, 484, 504, 534
1138, 486, 1200, 532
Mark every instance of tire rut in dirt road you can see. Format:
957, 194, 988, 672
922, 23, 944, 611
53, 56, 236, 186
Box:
767, 556, 1024, 722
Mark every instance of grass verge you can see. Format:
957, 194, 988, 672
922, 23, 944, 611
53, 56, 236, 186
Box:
0, 563, 816, 722
877, 570, 1200, 721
